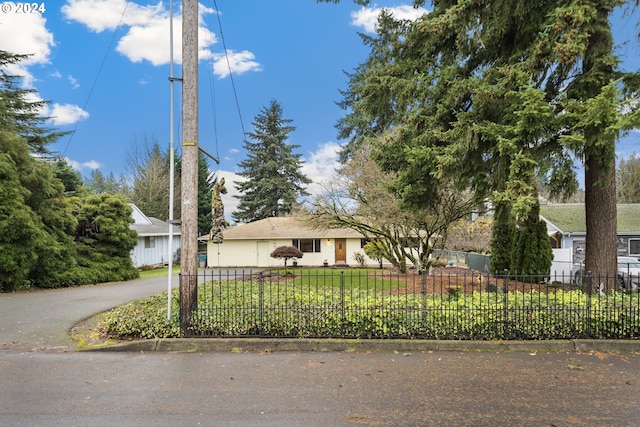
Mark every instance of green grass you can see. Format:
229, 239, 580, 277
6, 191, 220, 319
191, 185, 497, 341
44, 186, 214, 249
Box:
267, 268, 406, 290
138, 265, 181, 279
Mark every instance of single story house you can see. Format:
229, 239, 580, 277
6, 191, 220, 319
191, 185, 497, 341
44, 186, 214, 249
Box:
540, 203, 640, 275
129, 204, 181, 268
203, 216, 375, 268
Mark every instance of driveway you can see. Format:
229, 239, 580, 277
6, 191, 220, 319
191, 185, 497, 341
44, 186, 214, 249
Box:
2, 274, 640, 426
0, 275, 176, 353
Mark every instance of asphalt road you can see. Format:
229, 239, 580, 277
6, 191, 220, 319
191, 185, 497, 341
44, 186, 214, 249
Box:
2, 275, 640, 426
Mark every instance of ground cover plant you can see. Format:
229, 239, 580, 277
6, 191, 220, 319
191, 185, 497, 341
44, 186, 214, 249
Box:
99, 269, 640, 341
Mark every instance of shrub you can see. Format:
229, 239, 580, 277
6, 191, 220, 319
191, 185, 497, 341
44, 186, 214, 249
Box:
100, 279, 640, 340
271, 245, 303, 267
352, 252, 367, 268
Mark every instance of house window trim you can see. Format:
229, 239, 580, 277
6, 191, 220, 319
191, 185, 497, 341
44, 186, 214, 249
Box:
629, 238, 640, 256
145, 236, 156, 249
292, 238, 321, 253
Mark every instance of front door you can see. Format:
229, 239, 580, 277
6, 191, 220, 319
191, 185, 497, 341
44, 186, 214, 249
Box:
335, 239, 347, 264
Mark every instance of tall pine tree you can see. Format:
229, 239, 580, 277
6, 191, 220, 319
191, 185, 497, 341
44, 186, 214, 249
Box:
0, 50, 67, 155
233, 100, 311, 223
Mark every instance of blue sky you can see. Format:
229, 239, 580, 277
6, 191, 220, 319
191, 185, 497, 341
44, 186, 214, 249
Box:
0, 0, 638, 216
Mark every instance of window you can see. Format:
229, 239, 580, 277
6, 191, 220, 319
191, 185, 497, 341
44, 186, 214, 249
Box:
145, 236, 155, 249
630, 239, 640, 256
292, 239, 321, 253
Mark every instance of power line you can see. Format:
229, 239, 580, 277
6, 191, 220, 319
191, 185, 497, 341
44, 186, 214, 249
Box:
61, 1, 131, 157
212, 0, 247, 141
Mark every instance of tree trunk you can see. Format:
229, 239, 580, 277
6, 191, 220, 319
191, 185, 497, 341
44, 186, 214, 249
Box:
584, 154, 617, 293
581, 2, 618, 294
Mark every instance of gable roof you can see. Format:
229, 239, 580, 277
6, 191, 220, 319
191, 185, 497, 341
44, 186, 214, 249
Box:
221, 217, 364, 240
129, 204, 181, 237
540, 203, 640, 235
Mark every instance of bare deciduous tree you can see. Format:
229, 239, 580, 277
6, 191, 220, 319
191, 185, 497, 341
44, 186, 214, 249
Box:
303, 143, 475, 273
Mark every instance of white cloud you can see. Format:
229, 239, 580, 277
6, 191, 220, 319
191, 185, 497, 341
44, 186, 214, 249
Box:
302, 141, 342, 198
67, 158, 101, 171
48, 103, 90, 126
211, 50, 261, 79
68, 75, 80, 89
61, 0, 164, 33
351, 4, 428, 33
0, 8, 54, 85
211, 142, 341, 224
62, 0, 237, 71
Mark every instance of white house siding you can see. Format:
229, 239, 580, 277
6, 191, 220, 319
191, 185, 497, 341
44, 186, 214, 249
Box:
550, 248, 573, 279
206, 237, 375, 268
131, 235, 181, 268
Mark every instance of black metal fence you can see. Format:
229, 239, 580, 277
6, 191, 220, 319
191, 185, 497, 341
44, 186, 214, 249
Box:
179, 268, 640, 340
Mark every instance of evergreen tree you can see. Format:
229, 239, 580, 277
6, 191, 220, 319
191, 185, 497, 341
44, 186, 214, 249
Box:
50, 157, 85, 196
0, 130, 77, 291
233, 100, 311, 223
71, 194, 139, 283
0, 50, 67, 155
197, 152, 213, 234
84, 169, 128, 195
512, 203, 553, 276
490, 202, 516, 276
323, 0, 640, 284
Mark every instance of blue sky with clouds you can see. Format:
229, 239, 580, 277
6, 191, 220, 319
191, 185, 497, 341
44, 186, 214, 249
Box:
0, 0, 638, 216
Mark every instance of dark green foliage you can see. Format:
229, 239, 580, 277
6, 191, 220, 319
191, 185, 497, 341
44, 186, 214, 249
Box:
0, 50, 68, 155
197, 152, 213, 234
50, 157, 85, 196
0, 131, 78, 291
329, 1, 639, 279
490, 202, 516, 276
512, 203, 553, 276
233, 100, 311, 223
0, 50, 141, 291
70, 194, 139, 284
84, 169, 129, 196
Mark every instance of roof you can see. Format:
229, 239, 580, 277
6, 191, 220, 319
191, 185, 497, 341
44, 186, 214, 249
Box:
218, 217, 365, 240
540, 203, 640, 235
129, 204, 181, 237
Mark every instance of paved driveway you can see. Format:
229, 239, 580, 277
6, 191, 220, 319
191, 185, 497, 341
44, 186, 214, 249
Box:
2, 275, 640, 426
0, 275, 175, 353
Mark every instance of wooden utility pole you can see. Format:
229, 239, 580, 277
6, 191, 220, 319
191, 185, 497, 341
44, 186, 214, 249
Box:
180, 0, 199, 334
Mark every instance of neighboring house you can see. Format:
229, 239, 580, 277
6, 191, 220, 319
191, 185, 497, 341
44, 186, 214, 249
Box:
203, 216, 373, 268
129, 204, 181, 268
540, 203, 640, 276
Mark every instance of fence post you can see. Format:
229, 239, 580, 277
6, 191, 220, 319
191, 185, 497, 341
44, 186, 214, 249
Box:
258, 272, 264, 336
503, 269, 509, 339
421, 269, 427, 335
585, 271, 592, 338
340, 270, 346, 337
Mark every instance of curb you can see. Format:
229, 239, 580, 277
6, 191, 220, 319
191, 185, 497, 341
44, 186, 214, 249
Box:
82, 338, 640, 354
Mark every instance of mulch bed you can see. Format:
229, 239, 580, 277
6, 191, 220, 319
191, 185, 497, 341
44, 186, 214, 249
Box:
386, 266, 574, 295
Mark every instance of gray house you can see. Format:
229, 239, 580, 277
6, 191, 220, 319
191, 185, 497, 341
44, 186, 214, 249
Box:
540, 203, 640, 275
129, 204, 181, 268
